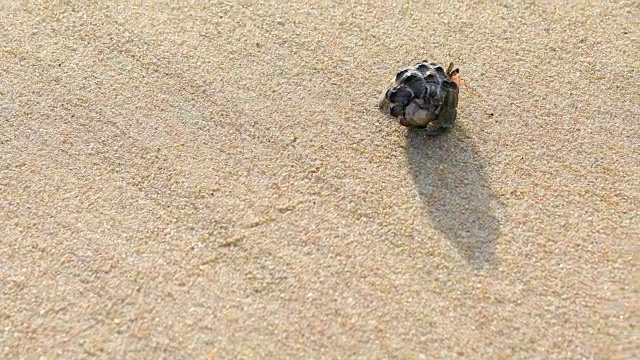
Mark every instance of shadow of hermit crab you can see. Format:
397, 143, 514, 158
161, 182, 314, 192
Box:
380, 60, 499, 266
405, 129, 501, 268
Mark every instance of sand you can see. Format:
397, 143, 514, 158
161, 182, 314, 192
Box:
1, 1, 637, 359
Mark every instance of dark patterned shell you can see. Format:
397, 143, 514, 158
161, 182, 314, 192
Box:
379, 61, 459, 129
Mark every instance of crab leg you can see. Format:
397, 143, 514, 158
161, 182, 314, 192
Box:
446, 62, 460, 78
446, 62, 455, 74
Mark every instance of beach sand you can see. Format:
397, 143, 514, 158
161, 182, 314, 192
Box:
1, 1, 637, 358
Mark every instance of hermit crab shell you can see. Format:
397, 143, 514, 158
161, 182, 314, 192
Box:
379, 61, 460, 135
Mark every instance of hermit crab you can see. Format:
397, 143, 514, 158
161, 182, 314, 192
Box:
378, 61, 460, 136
